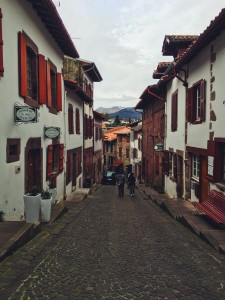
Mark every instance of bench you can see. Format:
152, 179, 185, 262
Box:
193, 190, 225, 224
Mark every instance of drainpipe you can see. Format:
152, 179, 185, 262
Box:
63, 90, 68, 199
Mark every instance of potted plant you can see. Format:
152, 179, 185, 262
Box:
40, 190, 52, 222
48, 181, 57, 205
23, 185, 41, 224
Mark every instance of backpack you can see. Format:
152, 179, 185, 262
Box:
117, 174, 125, 185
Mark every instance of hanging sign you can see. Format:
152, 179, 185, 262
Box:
14, 106, 37, 123
44, 127, 60, 139
154, 143, 163, 152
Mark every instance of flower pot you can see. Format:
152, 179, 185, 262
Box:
23, 194, 41, 224
41, 198, 52, 222
48, 188, 57, 205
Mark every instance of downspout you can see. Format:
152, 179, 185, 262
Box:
63, 90, 68, 199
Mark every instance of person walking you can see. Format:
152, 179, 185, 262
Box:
128, 172, 136, 197
116, 170, 125, 197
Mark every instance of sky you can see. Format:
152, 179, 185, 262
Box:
56, 0, 225, 109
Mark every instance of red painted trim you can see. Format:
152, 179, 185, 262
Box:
46, 61, 51, 107
19, 32, 28, 97
186, 146, 207, 156
0, 8, 4, 76
57, 73, 62, 111
38, 54, 46, 104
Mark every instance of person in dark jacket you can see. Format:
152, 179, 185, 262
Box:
116, 171, 125, 197
128, 172, 136, 197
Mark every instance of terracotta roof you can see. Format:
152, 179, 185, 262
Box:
27, 0, 79, 58
93, 111, 108, 120
103, 126, 130, 141
153, 62, 171, 79
162, 35, 198, 57
64, 79, 92, 104
175, 9, 225, 70
135, 85, 164, 109
77, 59, 102, 82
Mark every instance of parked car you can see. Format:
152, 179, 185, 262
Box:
102, 171, 116, 185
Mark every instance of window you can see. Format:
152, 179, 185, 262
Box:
207, 140, 225, 183
19, 32, 38, 107
133, 148, 137, 159
126, 148, 130, 158
76, 108, 80, 134
119, 147, 122, 157
171, 91, 178, 132
192, 154, 200, 179
18, 32, 62, 111
187, 79, 206, 123
0, 8, 4, 76
95, 126, 98, 141
68, 104, 74, 134
47, 60, 62, 113
6, 139, 20, 163
47, 144, 64, 179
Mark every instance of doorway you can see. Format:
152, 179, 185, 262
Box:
200, 156, 209, 202
25, 138, 42, 194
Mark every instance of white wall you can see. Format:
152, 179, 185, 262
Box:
0, 1, 65, 220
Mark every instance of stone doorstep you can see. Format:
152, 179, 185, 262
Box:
181, 214, 217, 236
0, 222, 41, 262
201, 230, 225, 251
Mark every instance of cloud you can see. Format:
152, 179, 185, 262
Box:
57, 0, 225, 108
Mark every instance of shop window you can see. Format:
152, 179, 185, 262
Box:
6, 139, 20, 163
187, 79, 206, 123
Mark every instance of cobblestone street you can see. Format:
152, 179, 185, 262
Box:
1, 185, 225, 299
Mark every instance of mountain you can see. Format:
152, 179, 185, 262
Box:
109, 107, 142, 121
95, 106, 125, 114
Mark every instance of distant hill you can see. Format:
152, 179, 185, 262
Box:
109, 107, 142, 121
96, 106, 125, 114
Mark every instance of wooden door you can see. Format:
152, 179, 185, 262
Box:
176, 155, 183, 199
27, 149, 41, 193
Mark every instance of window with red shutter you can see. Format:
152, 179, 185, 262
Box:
59, 144, 64, 172
19, 32, 38, 106
89, 117, 92, 138
119, 147, 122, 157
126, 148, 130, 158
188, 79, 206, 124
57, 73, 62, 111
171, 91, 178, 132
47, 145, 53, 178
68, 104, 74, 134
0, 8, 4, 77
76, 108, 80, 134
66, 151, 71, 184
38, 54, 46, 104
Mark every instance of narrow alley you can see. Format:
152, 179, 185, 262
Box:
1, 186, 225, 299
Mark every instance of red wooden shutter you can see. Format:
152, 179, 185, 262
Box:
38, 54, 46, 104
187, 87, 194, 122
171, 93, 177, 131
59, 144, 64, 172
19, 32, 27, 97
164, 150, 169, 175
47, 145, 53, 178
66, 151, 71, 184
57, 73, 62, 111
173, 154, 177, 182
200, 79, 206, 122
76, 108, 80, 133
46, 61, 51, 107
0, 9, 4, 77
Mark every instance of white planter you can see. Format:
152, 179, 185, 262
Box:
48, 188, 57, 205
23, 194, 41, 224
41, 198, 52, 222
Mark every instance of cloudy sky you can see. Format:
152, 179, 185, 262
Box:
57, 0, 225, 109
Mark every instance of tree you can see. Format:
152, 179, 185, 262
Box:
113, 115, 121, 126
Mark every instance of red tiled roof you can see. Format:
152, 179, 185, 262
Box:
153, 62, 171, 79
27, 0, 79, 58
175, 9, 225, 70
103, 126, 130, 141
162, 35, 198, 57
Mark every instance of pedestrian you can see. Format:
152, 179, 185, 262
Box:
116, 170, 125, 197
128, 172, 136, 197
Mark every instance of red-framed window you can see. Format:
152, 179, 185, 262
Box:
126, 148, 130, 158
68, 104, 74, 134
47, 144, 64, 179
171, 90, 178, 132
75, 108, 80, 134
187, 79, 206, 124
0, 8, 4, 77
89, 116, 92, 138
119, 147, 122, 157
19, 31, 62, 111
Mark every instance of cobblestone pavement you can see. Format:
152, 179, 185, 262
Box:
1, 186, 225, 299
